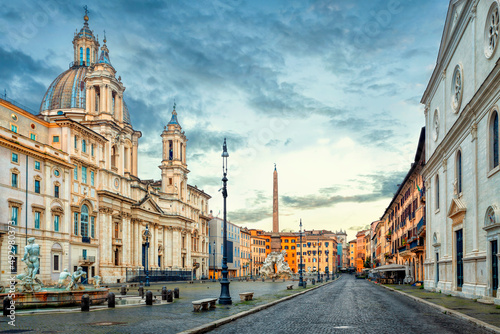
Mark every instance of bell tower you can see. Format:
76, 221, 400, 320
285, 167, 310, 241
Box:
72, 6, 99, 67
160, 104, 189, 200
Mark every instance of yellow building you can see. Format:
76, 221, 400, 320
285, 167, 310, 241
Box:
349, 240, 357, 269
240, 227, 251, 276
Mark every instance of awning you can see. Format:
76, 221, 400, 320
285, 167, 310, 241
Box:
372, 264, 406, 272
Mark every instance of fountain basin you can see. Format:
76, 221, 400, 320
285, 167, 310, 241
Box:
0, 288, 109, 309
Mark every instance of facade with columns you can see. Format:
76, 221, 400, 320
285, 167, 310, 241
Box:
422, 0, 500, 302
0, 12, 211, 286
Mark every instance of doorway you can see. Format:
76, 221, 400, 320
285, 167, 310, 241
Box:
492, 240, 498, 297
456, 229, 463, 289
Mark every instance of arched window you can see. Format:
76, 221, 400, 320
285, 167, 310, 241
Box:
80, 47, 83, 65
435, 174, 440, 210
81, 205, 89, 237
86, 47, 90, 65
491, 111, 499, 169
457, 150, 462, 194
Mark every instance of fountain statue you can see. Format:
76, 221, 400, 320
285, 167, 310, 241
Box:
260, 250, 293, 278
0, 237, 109, 309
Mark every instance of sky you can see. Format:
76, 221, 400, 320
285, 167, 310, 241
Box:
0, 0, 449, 241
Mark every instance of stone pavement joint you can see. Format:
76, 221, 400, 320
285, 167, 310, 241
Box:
377, 283, 500, 334
179, 276, 341, 334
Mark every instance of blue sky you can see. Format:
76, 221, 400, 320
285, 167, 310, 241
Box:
0, 0, 449, 240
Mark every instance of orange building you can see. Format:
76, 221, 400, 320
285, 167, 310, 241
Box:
356, 230, 369, 273
249, 229, 266, 276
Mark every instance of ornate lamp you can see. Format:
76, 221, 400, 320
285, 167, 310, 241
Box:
219, 138, 232, 304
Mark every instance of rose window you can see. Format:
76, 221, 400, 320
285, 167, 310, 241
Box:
451, 65, 463, 113
485, 3, 500, 59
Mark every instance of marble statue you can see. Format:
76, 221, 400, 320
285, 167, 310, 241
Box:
93, 275, 102, 288
260, 250, 293, 278
66, 267, 87, 291
17, 237, 43, 292
57, 269, 71, 288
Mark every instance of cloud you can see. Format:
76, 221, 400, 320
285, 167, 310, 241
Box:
229, 207, 271, 224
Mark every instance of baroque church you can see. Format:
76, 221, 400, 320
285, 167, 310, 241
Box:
422, 0, 500, 302
0, 12, 211, 285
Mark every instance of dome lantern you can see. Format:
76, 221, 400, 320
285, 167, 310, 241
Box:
72, 5, 99, 67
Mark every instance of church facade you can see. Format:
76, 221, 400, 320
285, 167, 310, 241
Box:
0, 12, 211, 285
422, 0, 500, 301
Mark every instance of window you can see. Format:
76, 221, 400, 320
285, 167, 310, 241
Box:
82, 139, 86, 153
86, 47, 90, 64
35, 161, 40, 170
81, 205, 89, 237
74, 165, 78, 180
54, 185, 60, 198
91, 216, 95, 238
34, 211, 40, 229
74, 212, 79, 235
11, 124, 18, 133
53, 254, 59, 271
90, 171, 95, 186
83, 249, 87, 260
35, 180, 40, 194
457, 150, 462, 194
74, 135, 78, 149
30, 133, 36, 141
82, 166, 87, 184
91, 144, 94, 156
169, 140, 173, 160
11, 173, 18, 187
53, 136, 59, 143
11, 153, 18, 163
435, 174, 440, 210
491, 111, 499, 170
80, 47, 83, 64
54, 215, 60, 232
11, 207, 18, 226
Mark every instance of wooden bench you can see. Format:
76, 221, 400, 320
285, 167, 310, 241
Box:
239, 292, 254, 301
192, 298, 217, 312
286, 284, 293, 290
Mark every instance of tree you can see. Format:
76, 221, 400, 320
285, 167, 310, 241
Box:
364, 256, 371, 268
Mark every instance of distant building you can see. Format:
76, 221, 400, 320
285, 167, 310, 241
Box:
209, 217, 240, 279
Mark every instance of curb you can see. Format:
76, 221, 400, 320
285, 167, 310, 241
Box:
376, 283, 500, 334
179, 276, 341, 334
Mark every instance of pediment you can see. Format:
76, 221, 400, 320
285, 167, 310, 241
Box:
437, 0, 468, 62
448, 197, 467, 219
134, 194, 163, 214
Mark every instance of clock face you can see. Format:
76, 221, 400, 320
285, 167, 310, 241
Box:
114, 178, 119, 189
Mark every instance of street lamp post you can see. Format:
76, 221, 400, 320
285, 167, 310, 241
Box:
317, 238, 320, 282
299, 219, 304, 287
250, 258, 253, 279
219, 138, 232, 305
144, 225, 150, 287
213, 240, 216, 281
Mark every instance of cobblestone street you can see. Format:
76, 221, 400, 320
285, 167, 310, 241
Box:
211, 275, 495, 334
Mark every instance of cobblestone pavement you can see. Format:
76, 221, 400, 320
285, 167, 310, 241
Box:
211, 275, 495, 334
0, 278, 320, 333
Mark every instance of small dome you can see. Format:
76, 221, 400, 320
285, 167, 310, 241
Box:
40, 66, 88, 112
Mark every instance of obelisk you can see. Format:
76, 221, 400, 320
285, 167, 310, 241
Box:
271, 164, 281, 252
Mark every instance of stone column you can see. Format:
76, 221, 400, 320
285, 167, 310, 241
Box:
100, 84, 106, 112
167, 227, 173, 267
153, 224, 159, 268
471, 123, 479, 252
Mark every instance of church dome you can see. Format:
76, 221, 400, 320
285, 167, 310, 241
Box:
40, 66, 88, 112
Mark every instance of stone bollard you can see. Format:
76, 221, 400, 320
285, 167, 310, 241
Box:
3, 296, 11, 316
145, 291, 153, 305
108, 292, 115, 308
283, 278, 286, 282
120, 285, 127, 295
253, 279, 256, 282
174, 287, 179, 298
161, 287, 167, 301
138, 286, 144, 299
303, 282, 307, 289
262, 278, 265, 282
312, 279, 315, 285
167, 290, 173, 302
272, 278, 275, 282
81, 294, 90, 312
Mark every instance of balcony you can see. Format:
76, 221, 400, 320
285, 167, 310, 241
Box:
82, 236, 91, 244
397, 244, 408, 253
79, 256, 95, 263
409, 238, 424, 253
417, 217, 426, 236
0, 223, 9, 234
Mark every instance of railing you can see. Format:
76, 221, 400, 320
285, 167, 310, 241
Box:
0, 95, 38, 115
398, 245, 408, 253
417, 217, 425, 235
0, 223, 9, 234
410, 238, 424, 251
126, 268, 192, 282
82, 236, 91, 243
79, 256, 95, 263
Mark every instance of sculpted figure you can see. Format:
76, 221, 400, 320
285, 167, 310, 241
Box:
93, 275, 102, 288
67, 267, 87, 291
57, 269, 71, 288
22, 237, 40, 281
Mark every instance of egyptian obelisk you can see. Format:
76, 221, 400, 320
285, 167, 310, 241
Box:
271, 164, 281, 252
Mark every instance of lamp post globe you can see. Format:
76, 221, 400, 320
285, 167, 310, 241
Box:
218, 138, 232, 305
